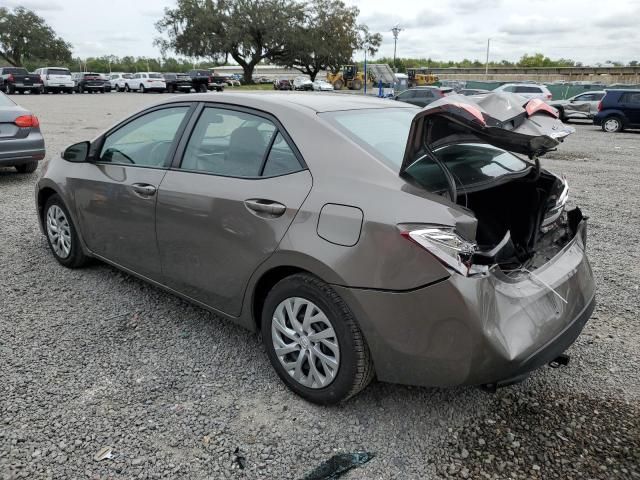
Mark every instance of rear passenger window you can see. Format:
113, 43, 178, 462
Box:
263, 133, 300, 176
181, 108, 300, 178
515, 86, 541, 93
620, 93, 640, 104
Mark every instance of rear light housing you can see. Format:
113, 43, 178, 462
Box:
597, 100, 603, 112
525, 98, 559, 118
400, 225, 476, 276
15, 115, 40, 128
7, 74, 14, 82
546, 94, 552, 100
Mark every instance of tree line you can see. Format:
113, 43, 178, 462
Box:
1, 5, 638, 81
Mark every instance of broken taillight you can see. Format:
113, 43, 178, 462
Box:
525, 98, 558, 118
399, 225, 477, 276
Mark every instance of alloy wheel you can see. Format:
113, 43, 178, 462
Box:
271, 297, 340, 389
46, 205, 72, 259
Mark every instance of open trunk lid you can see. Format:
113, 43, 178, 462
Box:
401, 93, 574, 174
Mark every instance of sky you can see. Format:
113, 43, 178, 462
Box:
7, 0, 640, 65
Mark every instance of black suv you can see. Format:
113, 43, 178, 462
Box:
593, 89, 640, 132
163, 73, 193, 93
73, 73, 108, 93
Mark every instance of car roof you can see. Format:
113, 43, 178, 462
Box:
159, 92, 416, 113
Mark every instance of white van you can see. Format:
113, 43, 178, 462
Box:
33, 67, 74, 94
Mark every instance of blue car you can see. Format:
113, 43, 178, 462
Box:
593, 89, 640, 132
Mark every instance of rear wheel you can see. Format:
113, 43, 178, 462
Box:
43, 195, 89, 269
15, 161, 38, 173
351, 79, 362, 90
261, 273, 374, 404
140, 84, 146, 93
602, 116, 623, 133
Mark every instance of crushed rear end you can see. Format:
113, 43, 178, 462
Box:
342, 93, 595, 388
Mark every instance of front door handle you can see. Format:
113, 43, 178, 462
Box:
131, 183, 157, 197
244, 199, 287, 217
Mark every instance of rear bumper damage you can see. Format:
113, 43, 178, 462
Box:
334, 217, 595, 388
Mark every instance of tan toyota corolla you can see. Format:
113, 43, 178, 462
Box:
36, 93, 595, 404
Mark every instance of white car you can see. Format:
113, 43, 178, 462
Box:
33, 67, 74, 94
110, 73, 133, 92
549, 91, 605, 122
125, 72, 166, 93
312, 80, 334, 92
493, 83, 553, 100
293, 76, 313, 91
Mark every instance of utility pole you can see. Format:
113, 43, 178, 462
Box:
364, 42, 369, 95
391, 25, 402, 73
485, 38, 491, 79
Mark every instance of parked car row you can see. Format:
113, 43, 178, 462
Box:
0, 66, 229, 95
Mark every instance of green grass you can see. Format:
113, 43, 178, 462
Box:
229, 84, 274, 91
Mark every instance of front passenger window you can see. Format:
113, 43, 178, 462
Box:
100, 107, 189, 167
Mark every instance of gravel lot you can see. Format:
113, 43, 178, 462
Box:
1, 92, 639, 479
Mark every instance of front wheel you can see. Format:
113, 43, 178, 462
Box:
261, 273, 374, 404
602, 116, 623, 133
43, 195, 89, 269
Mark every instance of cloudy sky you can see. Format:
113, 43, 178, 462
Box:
7, 0, 639, 64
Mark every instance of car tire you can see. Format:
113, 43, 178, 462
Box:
32, 88, 40, 95
7, 84, 15, 94
140, 84, 145, 93
556, 107, 566, 122
43, 195, 89, 269
124, 84, 130, 92
15, 161, 38, 173
261, 273, 374, 405
602, 116, 623, 133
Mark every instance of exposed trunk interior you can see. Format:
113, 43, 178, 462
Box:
459, 171, 578, 271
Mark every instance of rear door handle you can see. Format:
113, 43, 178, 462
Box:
244, 199, 287, 217
131, 183, 157, 197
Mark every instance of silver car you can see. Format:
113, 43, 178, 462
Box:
550, 91, 605, 121
35, 93, 595, 404
0, 92, 45, 173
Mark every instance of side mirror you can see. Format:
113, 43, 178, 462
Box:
62, 141, 90, 163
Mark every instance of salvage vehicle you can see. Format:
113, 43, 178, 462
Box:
549, 91, 605, 122
33, 67, 75, 94
73, 72, 108, 93
163, 73, 193, 93
493, 83, 552, 100
394, 86, 454, 107
125, 72, 166, 93
35, 93, 594, 404
0, 92, 45, 173
0, 67, 43, 95
293, 76, 313, 91
593, 89, 640, 132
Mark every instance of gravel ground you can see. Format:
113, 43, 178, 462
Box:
1, 92, 639, 479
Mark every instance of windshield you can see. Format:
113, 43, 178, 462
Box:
407, 143, 530, 193
48, 68, 70, 75
4, 68, 28, 75
149, 73, 163, 79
